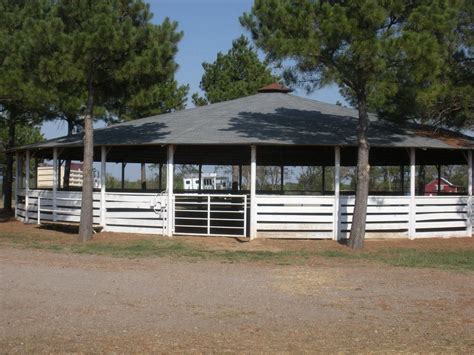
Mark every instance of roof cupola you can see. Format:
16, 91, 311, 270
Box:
257, 82, 293, 93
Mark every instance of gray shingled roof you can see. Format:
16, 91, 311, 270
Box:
13, 92, 474, 151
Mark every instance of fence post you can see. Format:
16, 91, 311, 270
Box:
207, 195, 211, 235
467, 150, 472, 237
409, 148, 416, 239
14, 152, 20, 219
243, 195, 247, 237
37, 196, 41, 224
166, 145, 175, 237
100, 146, 107, 228
250, 145, 257, 239
53, 148, 58, 222
333, 146, 341, 240
25, 150, 30, 223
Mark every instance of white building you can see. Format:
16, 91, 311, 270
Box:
183, 173, 230, 190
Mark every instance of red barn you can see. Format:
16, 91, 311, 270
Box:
424, 178, 460, 195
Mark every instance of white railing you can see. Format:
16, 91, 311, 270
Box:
17, 189, 473, 239
339, 195, 410, 238
104, 192, 166, 235
415, 196, 469, 238
16, 190, 166, 235
17, 189, 101, 225
173, 193, 247, 237
36, 195, 86, 224
255, 194, 471, 239
256, 195, 334, 239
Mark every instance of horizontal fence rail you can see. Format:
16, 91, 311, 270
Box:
16, 190, 166, 235
339, 196, 410, 238
415, 196, 469, 238
255, 195, 471, 239
16, 190, 473, 239
104, 192, 166, 235
173, 193, 247, 237
17, 189, 101, 225
256, 195, 334, 239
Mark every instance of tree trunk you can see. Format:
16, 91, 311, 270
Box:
63, 118, 74, 189
3, 116, 16, 213
348, 95, 370, 249
418, 165, 425, 195
437, 165, 441, 195
400, 165, 405, 194
232, 165, 239, 192
78, 80, 95, 242
121, 163, 125, 190
141, 163, 146, 190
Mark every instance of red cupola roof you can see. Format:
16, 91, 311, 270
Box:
257, 82, 293, 93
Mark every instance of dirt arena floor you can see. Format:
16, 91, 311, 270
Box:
1, 242, 473, 353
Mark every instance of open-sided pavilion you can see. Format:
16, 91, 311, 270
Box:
11, 84, 474, 240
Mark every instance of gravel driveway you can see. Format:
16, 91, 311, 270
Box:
0, 248, 473, 353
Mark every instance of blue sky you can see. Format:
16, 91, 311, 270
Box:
41, 0, 346, 140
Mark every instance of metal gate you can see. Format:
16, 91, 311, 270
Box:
173, 194, 247, 237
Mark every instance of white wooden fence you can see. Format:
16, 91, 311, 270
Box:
17, 189, 101, 225
256, 195, 335, 239
103, 192, 166, 235
16, 190, 166, 235
255, 194, 472, 239
339, 196, 410, 239
415, 196, 469, 238
16, 190, 473, 239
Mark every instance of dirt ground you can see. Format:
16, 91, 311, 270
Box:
1, 241, 473, 353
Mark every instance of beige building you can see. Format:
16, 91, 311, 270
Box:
37, 164, 83, 188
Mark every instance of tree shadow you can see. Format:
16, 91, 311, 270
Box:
232, 237, 250, 243
337, 238, 349, 246
94, 121, 171, 145
0, 209, 14, 223
27, 121, 171, 149
38, 223, 79, 234
38, 223, 103, 234
222, 107, 408, 146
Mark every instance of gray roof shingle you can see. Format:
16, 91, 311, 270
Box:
13, 92, 474, 151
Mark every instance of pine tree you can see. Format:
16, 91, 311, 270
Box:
192, 35, 277, 188
192, 36, 277, 106
241, 0, 464, 249
49, 0, 188, 241
373, 1, 473, 128
0, 0, 59, 212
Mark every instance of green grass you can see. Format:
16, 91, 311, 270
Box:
0, 230, 472, 271
71, 240, 310, 264
318, 248, 474, 272
0, 233, 309, 264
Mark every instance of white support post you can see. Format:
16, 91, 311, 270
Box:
100, 146, 107, 228
166, 144, 175, 237
53, 148, 58, 222
243, 195, 247, 237
333, 146, 341, 240
250, 145, 257, 239
14, 152, 19, 219
207, 195, 211, 235
37, 196, 41, 224
409, 148, 416, 239
25, 150, 30, 223
467, 150, 472, 237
